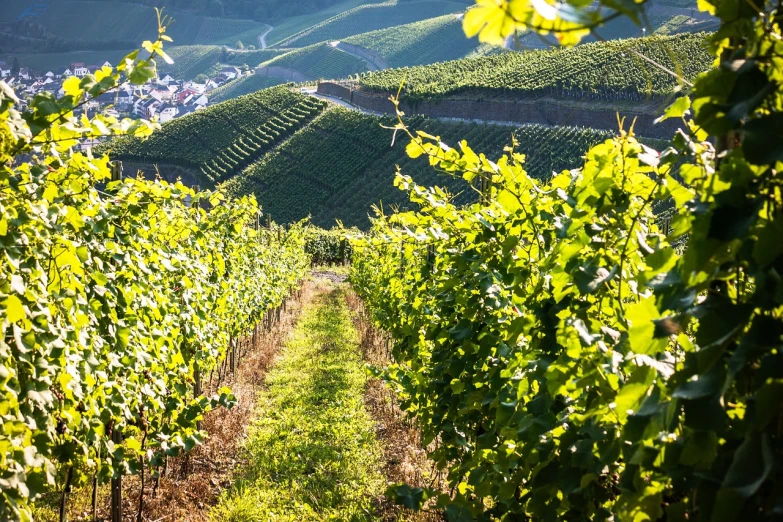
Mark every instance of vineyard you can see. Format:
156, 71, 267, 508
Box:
225, 106, 657, 228
210, 74, 286, 103
262, 0, 386, 46
106, 86, 327, 185
156, 45, 223, 80
358, 32, 711, 102
344, 14, 483, 67
0, 61, 314, 522
274, 0, 468, 48
224, 48, 289, 67
261, 43, 370, 80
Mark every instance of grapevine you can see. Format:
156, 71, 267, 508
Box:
0, 33, 310, 521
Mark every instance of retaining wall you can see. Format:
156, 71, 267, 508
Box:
317, 82, 682, 139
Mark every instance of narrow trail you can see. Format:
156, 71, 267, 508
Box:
212, 280, 388, 521
259, 24, 273, 49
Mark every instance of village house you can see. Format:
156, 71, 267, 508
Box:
54, 66, 72, 78
0, 61, 10, 78
71, 63, 89, 77
157, 104, 178, 123
18, 68, 31, 80
219, 66, 241, 80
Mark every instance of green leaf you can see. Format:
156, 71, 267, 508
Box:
386, 484, 435, 510
742, 114, 783, 165
627, 297, 667, 355
721, 433, 773, 498
655, 96, 691, 122
5, 295, 26, 323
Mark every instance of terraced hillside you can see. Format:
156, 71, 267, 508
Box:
274, 0, 469, 48
210, 75, 286, 103
225, 107, 634, 228
343, 14, 482, 67
357, 32, 711, 101
224, 48, 290, 67
261, 43, 370, 80
106, 86, 327, 185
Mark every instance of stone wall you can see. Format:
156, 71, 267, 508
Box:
317, 82, 682, 138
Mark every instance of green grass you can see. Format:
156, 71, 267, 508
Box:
212, 286, 384, 521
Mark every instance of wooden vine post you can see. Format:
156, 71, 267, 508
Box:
111, 426, 123, 522
111, 160, 123, 182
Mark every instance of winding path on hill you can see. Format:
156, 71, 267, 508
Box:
259, 24, 273, 49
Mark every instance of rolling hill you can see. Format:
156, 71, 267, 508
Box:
225, 107, 632, 228
273, 0, 470, 48
107, 86, 327, 185
357, 32, 711, 101
343, 14, 483, 68
260, 43, 370, 80
101, 33, 695, 228
2, 1, 269, 46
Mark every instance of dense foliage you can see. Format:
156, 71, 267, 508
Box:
0, 35, 310, 521
227, 107, 655, 228
358, 32, 711, 102
275, 0, 468, 47
106, 86, 327, 185
305, 227, 353, 265
351, 0, 783, 518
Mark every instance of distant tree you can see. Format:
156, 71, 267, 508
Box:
235, 40, 244, 50
247, 44, 256, 50
11, 57, 19, 76
194, 73, 208, 83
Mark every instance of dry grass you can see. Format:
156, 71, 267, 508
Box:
38, 282, 316, 522
345, 289, 446, 522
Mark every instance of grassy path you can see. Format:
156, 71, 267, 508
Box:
212, 282, 385, 521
